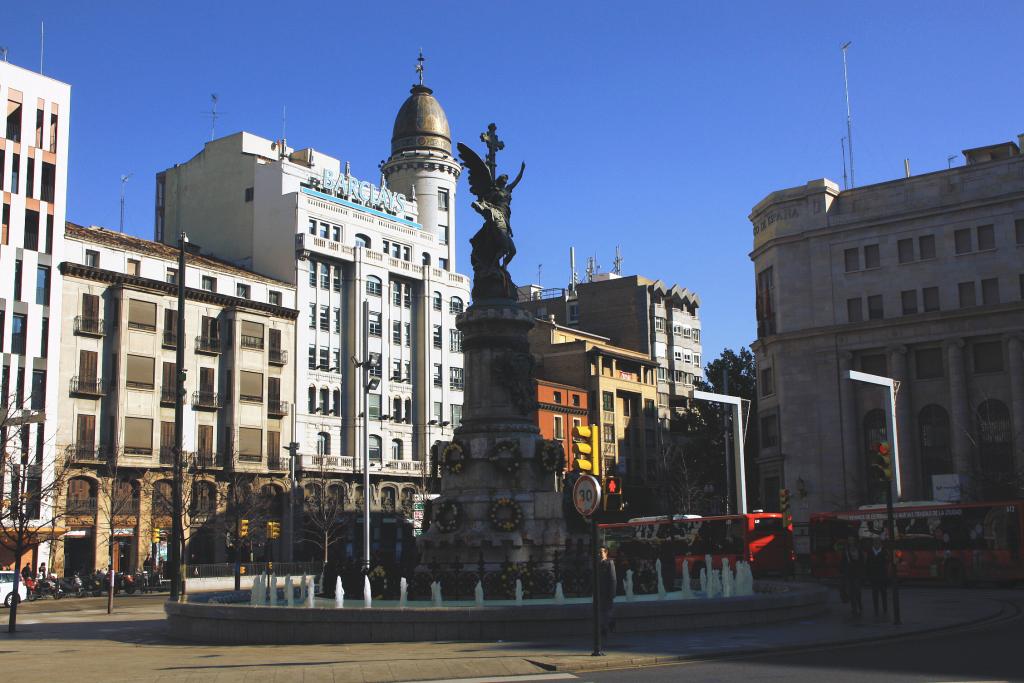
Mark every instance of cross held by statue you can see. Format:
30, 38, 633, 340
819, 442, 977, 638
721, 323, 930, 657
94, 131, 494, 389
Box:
480, 123, 504, 179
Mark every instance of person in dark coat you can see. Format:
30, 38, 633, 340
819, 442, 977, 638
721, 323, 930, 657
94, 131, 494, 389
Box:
598, 546, 617, 646
865, 537, 890, 617
839, 537, 865, 617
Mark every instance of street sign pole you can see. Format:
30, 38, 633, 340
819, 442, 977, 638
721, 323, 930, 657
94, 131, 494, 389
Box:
572, 475, 602, 656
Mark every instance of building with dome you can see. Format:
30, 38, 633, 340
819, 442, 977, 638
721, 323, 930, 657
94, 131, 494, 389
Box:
153, 78, 470, 564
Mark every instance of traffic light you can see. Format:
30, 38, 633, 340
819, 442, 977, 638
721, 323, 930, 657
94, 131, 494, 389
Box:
571, 424, 600, 476
604, 476, 623, 511
151, 528, 161, 544
779, 489, 791, 526
239, 518, 249, 538
266, 520, 281, 540
871, 441, 893, 482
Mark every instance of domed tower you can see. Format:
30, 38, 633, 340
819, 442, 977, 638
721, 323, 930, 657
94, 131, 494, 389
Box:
382, 71, 461, 270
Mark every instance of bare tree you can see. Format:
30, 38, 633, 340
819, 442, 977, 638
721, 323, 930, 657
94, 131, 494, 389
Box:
0, 396, 70, 632
301, 462, 346, 572
655, 443, 716, 516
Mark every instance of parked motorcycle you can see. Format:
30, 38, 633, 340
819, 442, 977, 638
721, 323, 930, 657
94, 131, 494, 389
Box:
31, 576, 64, 600
59, 575, 84, 598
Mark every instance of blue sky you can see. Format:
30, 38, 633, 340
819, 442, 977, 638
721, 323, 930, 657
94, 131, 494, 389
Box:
6, 2, 1024, 359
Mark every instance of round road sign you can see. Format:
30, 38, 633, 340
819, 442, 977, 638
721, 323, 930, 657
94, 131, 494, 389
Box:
572, 475, 601, 517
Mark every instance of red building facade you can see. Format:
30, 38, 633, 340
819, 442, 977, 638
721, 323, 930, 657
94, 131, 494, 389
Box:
534, 379, 589, 471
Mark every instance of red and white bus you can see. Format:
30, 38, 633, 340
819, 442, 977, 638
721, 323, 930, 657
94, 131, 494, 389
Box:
810, 500, 1024, 585
600, 513, 794, 588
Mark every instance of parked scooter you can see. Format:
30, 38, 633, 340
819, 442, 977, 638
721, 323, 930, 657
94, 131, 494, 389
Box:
31, 576, 64, 600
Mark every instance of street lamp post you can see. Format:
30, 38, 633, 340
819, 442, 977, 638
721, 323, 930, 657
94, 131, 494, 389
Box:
847, 369, 902, 625
170, 232, 188, 601
353, 342, 381, 573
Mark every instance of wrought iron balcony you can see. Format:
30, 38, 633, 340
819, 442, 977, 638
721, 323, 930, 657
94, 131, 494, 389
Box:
267, 454, 288, 471
195, 335, 221, 355
64, 443, 108, 464
74, 316, 104, 337
267, 400, 289, 418
240, 334, 264, 350
268, 348, 288, 366
65, 497, 98, 515
193, 450, 223, 469
160, 386, 180, 405
70, 376, 105, 397
192, 390, 222, 411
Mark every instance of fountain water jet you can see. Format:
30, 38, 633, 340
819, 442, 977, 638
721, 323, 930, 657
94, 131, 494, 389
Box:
269, 575, 278, 606
306, 576, 315, 607
681, 560, 694, 598
399, 577, 408, 608
722, 559, 734, 598
363, 575, 372, 609
514, 578, 523, 605
655, 558, 667, 599
474, 580, 484, 607
554, 581, 565, 604
285, 576, 294, 606
624, 569, 634, 601
335, 576, 344, 608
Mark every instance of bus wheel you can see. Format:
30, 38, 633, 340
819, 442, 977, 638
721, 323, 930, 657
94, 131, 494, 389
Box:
944, 560, 966, 587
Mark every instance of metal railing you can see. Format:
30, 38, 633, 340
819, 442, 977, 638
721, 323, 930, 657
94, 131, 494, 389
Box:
64, 443, 108, 463
160, 387, 179, 405
70, 376, 105, 397
126, 380, 154, 390
193, 450, 222, 469
268, 348, 288, 365
267, 455, 288, 471
195, 335, 221, 354
159, 446, 175, 465
267, 400, 289, 417
74, 316, 104, 336
192, 391, 221, 410
240, 335, 264, 350
127, 320, 156, 332
184, 562, 321, 579
65, 497, 98, 515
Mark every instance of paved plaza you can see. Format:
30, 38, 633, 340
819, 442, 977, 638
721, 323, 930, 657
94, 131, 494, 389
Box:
0, 585, 1014, 682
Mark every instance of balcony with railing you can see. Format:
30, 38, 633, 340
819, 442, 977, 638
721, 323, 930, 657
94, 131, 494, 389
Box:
159, 446, 175, 465
240, 335, 264, 350
160, 386, 180, 406
267, 400, 289, 418
111, 498, 141, 516
299, 454, 355, 472
65, 497, 98, 515
193, 450, 223, 469
64, 443, 108, 464
162, 330, 178, 348
192, 391, 222, 411
74, 316, 104, 337
268, 348, 288, 366
267, 454, 289, 471
195, 335, 221, 355
70, 376, 105, 397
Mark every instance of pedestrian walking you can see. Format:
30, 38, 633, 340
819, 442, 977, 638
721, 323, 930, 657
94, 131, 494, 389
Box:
840, 537, 864, 617
598, 546, 617, 645
865, 537, 889, 618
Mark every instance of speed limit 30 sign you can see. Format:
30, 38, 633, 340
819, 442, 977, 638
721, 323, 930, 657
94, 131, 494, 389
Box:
573, 475, 601, 517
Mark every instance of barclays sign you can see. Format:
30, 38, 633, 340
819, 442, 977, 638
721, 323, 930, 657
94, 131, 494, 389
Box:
312, 169, 407, 215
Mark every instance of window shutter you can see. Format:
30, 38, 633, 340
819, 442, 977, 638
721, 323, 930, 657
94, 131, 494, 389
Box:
200, 366, 214, 393
124, 417, 153, 451
240, 371, 263, 400
127, 299, 157, 328
76, 414, 95, 447
82, 293, 99, 319
79, 350, 97, 381
238, 427, 261, 456
269, 328, 281, 352
126, 355, 155, 387
268, 376, 280, 403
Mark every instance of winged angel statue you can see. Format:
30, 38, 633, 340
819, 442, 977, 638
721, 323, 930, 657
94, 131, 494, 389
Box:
457, 139, 525, 300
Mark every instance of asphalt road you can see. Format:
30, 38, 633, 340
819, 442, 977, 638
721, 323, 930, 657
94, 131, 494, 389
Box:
585, 595, 1024, 682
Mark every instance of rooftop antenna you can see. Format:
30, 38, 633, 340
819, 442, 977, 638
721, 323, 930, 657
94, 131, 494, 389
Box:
569, 247, 577, 292
205, 94, 220, 141
0, 47, 8, 62
840, 136, 849, 190
841, 42, 855, 188
281, 104, 287, 145
39, 21, 44, 73
416, 48, 425, 85
119, 173, 133, 233
585, 256, 597, 282
947, 154, 957, 169
612, 245, 623, 275
537, 263, 542, 287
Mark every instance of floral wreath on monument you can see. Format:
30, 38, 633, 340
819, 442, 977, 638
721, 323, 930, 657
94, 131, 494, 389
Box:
434, 500, 461, 533
537, 439, 565, 473
488, 496, 523, 532
441, 441, 468, 475
488, 440, 521, 475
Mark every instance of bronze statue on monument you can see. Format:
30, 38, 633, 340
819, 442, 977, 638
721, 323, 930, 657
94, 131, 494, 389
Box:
458, 123, 525, 301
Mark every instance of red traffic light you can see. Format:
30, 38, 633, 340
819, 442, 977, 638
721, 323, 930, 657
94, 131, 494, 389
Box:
607, 478, 619, 494
877, 441, 891, 456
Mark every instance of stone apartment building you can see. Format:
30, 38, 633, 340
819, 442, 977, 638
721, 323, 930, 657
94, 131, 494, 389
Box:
53, 223, 298, 574
528, 318, 661, 511
750, 137, 1024, 530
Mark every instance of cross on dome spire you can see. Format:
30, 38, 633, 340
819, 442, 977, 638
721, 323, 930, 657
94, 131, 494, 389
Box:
416, 48, 425, 86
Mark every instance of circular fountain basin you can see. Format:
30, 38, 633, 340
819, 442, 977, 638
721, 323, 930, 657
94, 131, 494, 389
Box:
165, 582, 827, 644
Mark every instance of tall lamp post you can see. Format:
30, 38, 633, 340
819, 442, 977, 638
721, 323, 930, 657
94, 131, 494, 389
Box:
847, 369, 902, 625
352, 350, 380, 572
170, 232, 188, 601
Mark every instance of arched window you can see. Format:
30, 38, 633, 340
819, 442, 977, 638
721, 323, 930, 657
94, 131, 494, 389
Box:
67, 476, 97, 515
320, 387, 329, 414
368, 435, 382, 462
977, 399, 1013, 486
404, 398, 412, 424
380, 486, 397, 512
111, 479, 139, 516
328, 484, 345, 509
919, 405, 952, 490
422, 252, 431, 266
449, 296, 464, 314
432, 291, 442, 311
303, 483, 320, 503
391, 438, 403, 460
366, 276, 382, 297
862, 409, 888, 503
191, 480, 216, 515
152, 480, 172, 516
354, 233, 370, 249
332, 389, 341, 416
400, 487, 416, 515
317, 431, 331, 456
308, 386, 316, 413
393, 397, 402, 422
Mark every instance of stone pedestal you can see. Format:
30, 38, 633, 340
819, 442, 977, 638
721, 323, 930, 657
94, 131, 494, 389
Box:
418, 300, 570, 569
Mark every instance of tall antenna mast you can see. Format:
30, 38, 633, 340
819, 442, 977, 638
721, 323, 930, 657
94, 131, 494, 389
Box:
119, 174, 133, 233
39, 21, 44, 73
206, 94, 220, 141
612, 245, 623, 275
569, 247, 577, 292
840, 136, 848, 190
281, 105, 287, 143
537, 263, 542, 287
841, 42, 855, 188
